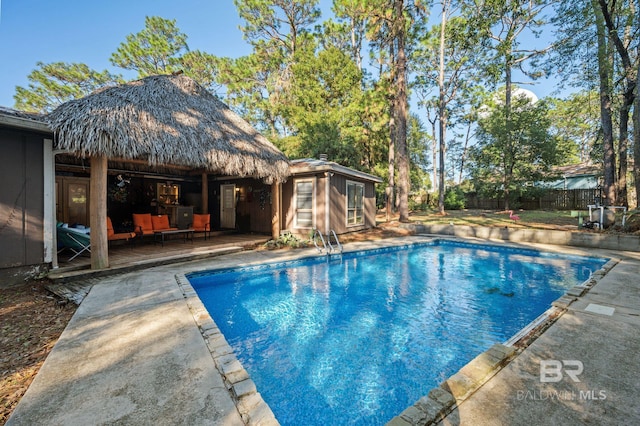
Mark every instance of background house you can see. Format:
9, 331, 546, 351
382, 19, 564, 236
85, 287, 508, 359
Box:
282, 157, 382, 238
542, 163, 600, 190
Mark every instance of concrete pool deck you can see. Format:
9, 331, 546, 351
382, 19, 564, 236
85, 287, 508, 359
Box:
7, 237, 640, 425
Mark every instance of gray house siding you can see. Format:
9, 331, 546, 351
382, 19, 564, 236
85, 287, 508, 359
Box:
0, 128, 45, 268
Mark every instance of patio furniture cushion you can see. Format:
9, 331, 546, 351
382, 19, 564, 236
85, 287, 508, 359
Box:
107, 217, 136, 241
133, 213, 154, 236
192, 213, 210, 239
151, 214, 177, 232
192, 214, 210, 230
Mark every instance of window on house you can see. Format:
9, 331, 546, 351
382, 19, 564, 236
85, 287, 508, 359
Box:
295, 179, 314, 228
347, 181, 364, 226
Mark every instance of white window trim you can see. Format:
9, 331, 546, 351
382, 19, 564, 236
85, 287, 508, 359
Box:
294, 177, 316, 229
346, 180, 365, 227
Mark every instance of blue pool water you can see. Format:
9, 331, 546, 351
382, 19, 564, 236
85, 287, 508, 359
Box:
187, 241, 608, 425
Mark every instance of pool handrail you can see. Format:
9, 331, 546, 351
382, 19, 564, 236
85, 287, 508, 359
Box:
312, 229, 343, 256
312, 228, 328, 254
329, 230, 343, 254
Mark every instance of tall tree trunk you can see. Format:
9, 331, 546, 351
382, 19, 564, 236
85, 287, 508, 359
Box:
617, 94, 632, 206
350, 18, 362, 72
597, 0, 636, 207
437, 0, 448, 215
387, 41, 396, 221
387, 100, 396, 220
267, 112, 279, 141
632, 1, 640, 209
593, 0, 616, 205
634, 57, 640, 207
459, 123, 471, 184
438, 122, 446, 214
394, 0, 410, 222
430, 117, 438, 195
503, 55, 512, 211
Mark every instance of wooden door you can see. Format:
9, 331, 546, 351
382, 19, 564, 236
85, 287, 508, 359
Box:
56, 177, 90, 226
220, 184, 236, 229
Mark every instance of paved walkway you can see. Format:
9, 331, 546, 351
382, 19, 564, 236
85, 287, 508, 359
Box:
7, 237, 640, 425
7, 246, 328, 426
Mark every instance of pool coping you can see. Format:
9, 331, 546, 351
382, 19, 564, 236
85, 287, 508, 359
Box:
175, 273, 279, 425
173, 236, 618, 425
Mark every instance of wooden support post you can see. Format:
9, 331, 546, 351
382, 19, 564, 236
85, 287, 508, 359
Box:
90, 155, 109, 269
271, 182, 281, 239
201, 172, 208, 214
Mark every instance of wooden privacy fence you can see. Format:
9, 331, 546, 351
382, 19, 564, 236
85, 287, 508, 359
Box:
464, 193, 503, 210
521, 189, 599, 210
466, 189, 599, 211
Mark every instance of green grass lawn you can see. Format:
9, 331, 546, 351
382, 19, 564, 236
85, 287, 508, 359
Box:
396, 209, 582, 230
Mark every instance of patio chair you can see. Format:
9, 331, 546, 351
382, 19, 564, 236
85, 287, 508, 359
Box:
133, 213, 178, 241
192, 213, 210, 240
132, 213, 155, 237
151, 214, 178, 232
57, 225, 91, 261
107, 217, 136, 244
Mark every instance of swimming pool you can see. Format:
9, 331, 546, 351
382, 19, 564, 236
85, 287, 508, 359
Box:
187, 240, 608, 425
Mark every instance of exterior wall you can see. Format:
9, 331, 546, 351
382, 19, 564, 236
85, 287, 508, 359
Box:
235, 179, 272, 234
283, 171, 377, 237
0, 127, 46, 269
329, 174, 347, 234
282, 173, 324, 236
281, 179, 294, 232
317, 174, 328, 232
329, 174, 376, 234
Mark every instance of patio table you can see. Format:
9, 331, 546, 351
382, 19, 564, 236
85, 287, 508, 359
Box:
154, 228, 194, 246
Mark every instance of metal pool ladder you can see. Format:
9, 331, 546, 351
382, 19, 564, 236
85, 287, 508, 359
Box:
312, 229, 343, 256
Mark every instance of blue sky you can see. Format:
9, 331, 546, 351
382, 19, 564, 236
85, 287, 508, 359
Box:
0, 0, 259, 107
0, 0, 561, 109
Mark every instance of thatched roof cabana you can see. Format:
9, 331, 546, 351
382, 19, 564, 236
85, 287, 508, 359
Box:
46, 74, 290, 184
46, 74, 289, 270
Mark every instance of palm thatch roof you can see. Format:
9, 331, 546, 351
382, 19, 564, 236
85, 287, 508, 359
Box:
46, 74, 290, 183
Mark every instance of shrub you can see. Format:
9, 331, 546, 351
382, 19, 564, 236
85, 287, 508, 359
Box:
625, 209, 640, 233
263, 232, 309, 249
444, 187, 466, 210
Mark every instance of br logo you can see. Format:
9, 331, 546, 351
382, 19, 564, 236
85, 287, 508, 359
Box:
540, 360, 584, 383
